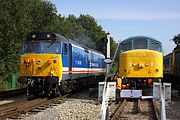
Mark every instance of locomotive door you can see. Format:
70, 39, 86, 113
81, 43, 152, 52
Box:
62, 43, 72, 79
69, 44, 72, 74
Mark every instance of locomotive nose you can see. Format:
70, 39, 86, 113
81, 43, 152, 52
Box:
19, 54, 62, 78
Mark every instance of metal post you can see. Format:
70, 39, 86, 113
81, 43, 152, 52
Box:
107, 34, 111, 59
100, 34, 111, 120
106, 34, 111, 75
161, 85, 166, 120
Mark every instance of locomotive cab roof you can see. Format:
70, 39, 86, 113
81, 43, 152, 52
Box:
26, 32, 104, 55
120, 36, 161, 44
27, 32, 68, 42
119, 36, 162, 52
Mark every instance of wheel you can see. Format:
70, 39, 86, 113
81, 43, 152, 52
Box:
50, 84, 61, 97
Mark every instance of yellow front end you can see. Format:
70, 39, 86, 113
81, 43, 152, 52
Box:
20, 54, 62, 81
119, 50, 163, 78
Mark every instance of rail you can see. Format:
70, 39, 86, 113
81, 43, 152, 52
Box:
110, 99, 160, 120
0, 95, 67, 119
110, 99, 127, 120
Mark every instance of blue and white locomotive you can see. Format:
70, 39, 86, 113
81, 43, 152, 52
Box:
18, 32, 106, 96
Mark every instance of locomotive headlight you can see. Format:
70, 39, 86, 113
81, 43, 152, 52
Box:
50, 71, 54, 76
32, 34, 36, 39
31, 58, 35, 64
145, 63, 149, 66
24, 59, 30, 64
47, 59, 53, 64
155, 69, 159, 72
138, 63, 144, 68
54, 57, 59, 63
37, 59, 42, 65
54, 59, 57, 63
47, 34, 51, 38
132, 63, 136, 66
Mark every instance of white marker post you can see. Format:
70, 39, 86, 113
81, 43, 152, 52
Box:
100, 34, 111, 120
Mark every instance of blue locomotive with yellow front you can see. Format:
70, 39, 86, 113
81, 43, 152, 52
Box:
18, 32, 106, 96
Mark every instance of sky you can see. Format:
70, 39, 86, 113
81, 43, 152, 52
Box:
50, 0, 180, 55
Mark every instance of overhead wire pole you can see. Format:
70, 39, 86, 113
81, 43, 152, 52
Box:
100, 34, 121, 120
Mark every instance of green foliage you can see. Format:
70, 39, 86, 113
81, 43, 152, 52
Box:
172, 33, 180, 46
0, 0, 118, 91
0, 0, 57, 91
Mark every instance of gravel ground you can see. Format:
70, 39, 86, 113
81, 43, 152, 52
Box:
0, 94, 28, 105
14, 88, 102, 120
4, 89, 180, 120
0, 100, 13, 105
22, 99, 101, 120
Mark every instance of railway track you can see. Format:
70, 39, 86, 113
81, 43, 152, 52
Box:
110, 99, 160, 120
0, 95, 67, 119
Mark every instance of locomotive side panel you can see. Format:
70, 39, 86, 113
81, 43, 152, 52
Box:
163, 53, 172, 75
174, 51, 180, 77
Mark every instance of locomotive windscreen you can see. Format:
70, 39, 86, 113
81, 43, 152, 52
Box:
133, 38, 148, 49
149, 40, 162, 52
120, 41, 132, 52
22, 41, 60, 54
119, 36, 162, 52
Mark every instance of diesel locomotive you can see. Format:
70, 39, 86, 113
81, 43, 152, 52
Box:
164, 45, 180, 95
18, 32, 106, 96
118, 36, 163, 94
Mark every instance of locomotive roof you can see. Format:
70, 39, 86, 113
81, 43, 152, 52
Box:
27, 32, 69, 42
27, 32, 104, 56
120, 36, 161, 44
68, 38, 104, 55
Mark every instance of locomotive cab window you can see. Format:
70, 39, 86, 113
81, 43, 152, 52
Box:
133, 38, 148, 49
120, 41, 132, 52
149, 42, 162, 52
24, 42, 40, 53
63, 43, 68, 55
42, 42, 60, 54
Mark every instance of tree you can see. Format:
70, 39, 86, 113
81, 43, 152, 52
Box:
0, 0, 118, 91
0, 0, 58, 91
172, 33, 180, 46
